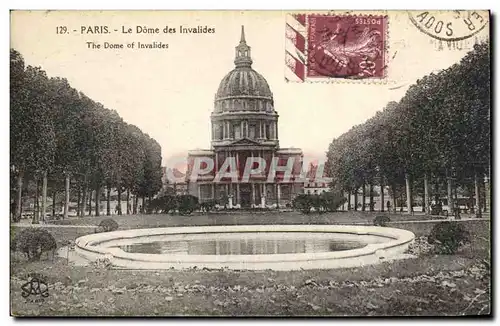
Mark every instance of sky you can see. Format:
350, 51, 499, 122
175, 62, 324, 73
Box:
10, 10, 489, 167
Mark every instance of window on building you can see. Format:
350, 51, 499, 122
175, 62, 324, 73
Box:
249, 124, 256, 139
214, 123, 222, 140
234, 124, 241, 139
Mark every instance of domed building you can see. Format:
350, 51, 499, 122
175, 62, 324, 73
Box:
186, 26, 303, 208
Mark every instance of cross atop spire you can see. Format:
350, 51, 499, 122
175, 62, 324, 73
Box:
234, 25, 252, 68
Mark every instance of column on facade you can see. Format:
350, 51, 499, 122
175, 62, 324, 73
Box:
259, 121, 263, 139
215, 152, 219, 173
240, 120, 244, 138
228, 183, 233, 208
246, 120, 249, 138
197, 184, 201, 201
236, 183, 240, 207
211, 184, 215, 200
277, 183, 281, 207
275, 121, 278, 140
263, 122, 267, 139
261, 183, 266, 207
251, 183, 256, 207
273, 121, 277, 139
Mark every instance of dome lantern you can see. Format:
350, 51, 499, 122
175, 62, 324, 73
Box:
234, 26, 253, 68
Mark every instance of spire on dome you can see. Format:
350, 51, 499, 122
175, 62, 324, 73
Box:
234, 25, 252, 68
240, 25, 246, 43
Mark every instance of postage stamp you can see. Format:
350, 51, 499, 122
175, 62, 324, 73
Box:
285, 13, 388, 82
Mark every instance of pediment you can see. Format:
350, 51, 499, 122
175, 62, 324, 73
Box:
229, 138, 261, 146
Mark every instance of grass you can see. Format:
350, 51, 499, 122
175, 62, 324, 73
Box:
45, 209, 488, 228
10, 211, 491, 316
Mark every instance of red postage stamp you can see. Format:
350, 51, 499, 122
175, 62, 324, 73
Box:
307, 15, 388, 79
285, 14, 388, 81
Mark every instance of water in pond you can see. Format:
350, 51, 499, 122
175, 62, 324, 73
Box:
115, 232, 375, 255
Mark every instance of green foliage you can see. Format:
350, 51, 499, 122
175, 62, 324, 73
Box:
325, 43, 490, 202
10, 49, 164, 220
373, 215, 390, 227
320, 192, 347, 212
293, 194, 314, 214
150, 195, 178, 214
428, 221, 471, 254
293, 192, 346, 214
98, 218, 119, 232
11, 228, 57, 260
177, 194, 199, 215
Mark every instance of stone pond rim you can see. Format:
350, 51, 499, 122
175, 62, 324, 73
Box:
73, 225, 415, 271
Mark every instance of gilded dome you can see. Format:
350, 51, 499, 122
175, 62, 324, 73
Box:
216, 68, 273, 100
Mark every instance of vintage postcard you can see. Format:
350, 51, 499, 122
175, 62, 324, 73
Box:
10, 10, 491, 317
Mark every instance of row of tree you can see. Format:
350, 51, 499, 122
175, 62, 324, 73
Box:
10, 49, 163, 223
325, 42, 490, 217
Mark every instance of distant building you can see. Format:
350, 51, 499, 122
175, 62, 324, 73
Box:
162, 167, 188, 195
303, 163, 329, 195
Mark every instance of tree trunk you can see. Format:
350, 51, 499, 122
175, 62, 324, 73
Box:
347, 190, 351, 211
106, 185, 111, 216
63, 174, 70, 220
134, 195, 138, 214
148, 195, 152, 214
52, 190, 56, 217
391, 184, 397, 213
88, 190, 93, 216
33, 178, 39, 224
126, 189, 131, 214
361, 183, 366, 211
354, 188, 358, 211
16, 174, 23, 222
447, 176, 454, 216
369, 183, 374, 212
405, 173, 412, 214
40, 171, 48, 222
141, 196, 146, 213
117, 185, 122, 215
474, 173, 482, 218
95, 185, 101, 216
434, 181, 439, 203
76, 187, 81, 217
380, 181, 385, 212
424, 173, 430, 215
81, 175, 87, 216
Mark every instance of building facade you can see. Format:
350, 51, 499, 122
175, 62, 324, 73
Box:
185, 27, 303, 208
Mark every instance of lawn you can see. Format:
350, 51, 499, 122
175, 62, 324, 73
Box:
10, 211, 491, 316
